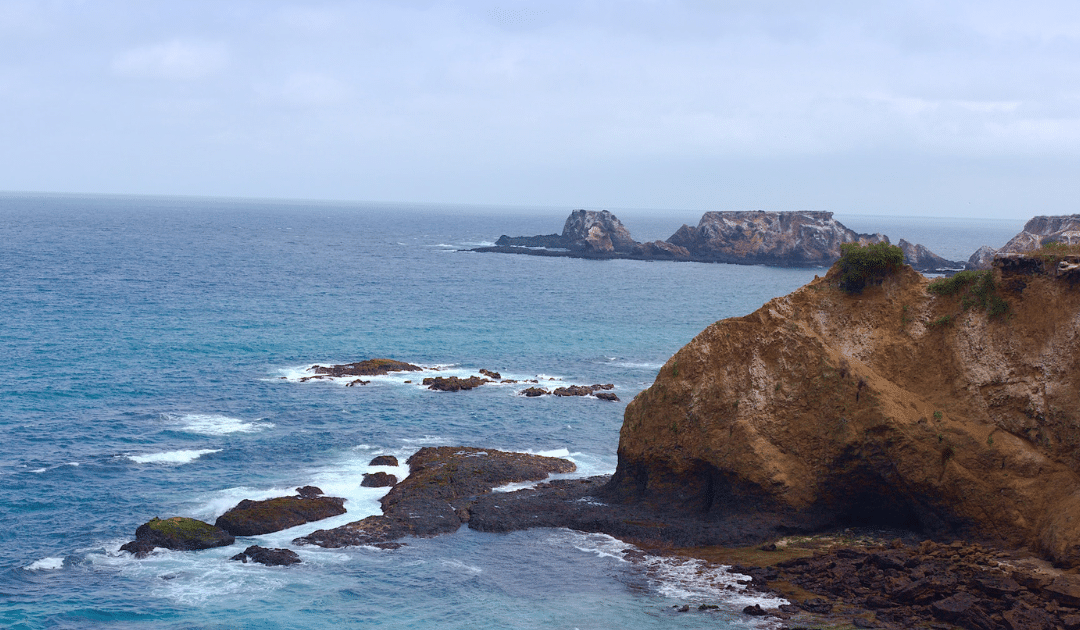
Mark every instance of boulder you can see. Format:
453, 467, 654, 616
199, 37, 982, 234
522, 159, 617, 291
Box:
121, 517, 234, 557
214, 489, 346, 536
361, 472, 397, 488
311, 359, 421, 377
552, 385, 593, 397
369, 455, 399, 467
608, 258, 1080, 567
595, 392, 620, 402
521, 387, 549, 397
295, 447, 576, 548
230, 545, 301, 566
479, 369, 501, 379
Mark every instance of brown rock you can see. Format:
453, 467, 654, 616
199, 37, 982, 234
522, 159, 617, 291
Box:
361, 472, 397, 488
121, 517, 235, 557
311, 359, 421, 377
595, 392, 620, 402
215, 492, 346, 536
479, 369, 501, 379
521, 387, 548, 397
1045, 577, 1080, 607
369, 455, 399, 467
552, 385, 593, 397
423, 376, 489, 391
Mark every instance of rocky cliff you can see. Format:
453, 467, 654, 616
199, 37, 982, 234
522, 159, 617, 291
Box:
967, 215, 1080, 270
667, 211, 888, 266
495, 209, 635, 254
608, 258, 1080, 567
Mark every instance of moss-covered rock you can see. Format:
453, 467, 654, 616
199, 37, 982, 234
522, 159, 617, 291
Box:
121, 517, 235, 557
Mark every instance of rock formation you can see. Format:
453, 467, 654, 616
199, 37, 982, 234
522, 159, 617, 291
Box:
607, 257, 1080, 567
214, 487, 347, 536
230, 545, 302, 566
968, 215, 1080, 270
667, 211, 887, 266
480, 209, 958, 271
311, 359, 421, 377
121, 517, 235, 557
295, 447, 575, 548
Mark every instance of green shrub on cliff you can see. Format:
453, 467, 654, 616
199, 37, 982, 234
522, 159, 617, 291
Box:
836, 242, 905, 294
927, 270, 1008, 319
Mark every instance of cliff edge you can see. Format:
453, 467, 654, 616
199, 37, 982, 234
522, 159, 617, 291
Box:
609, 257, 1080, 567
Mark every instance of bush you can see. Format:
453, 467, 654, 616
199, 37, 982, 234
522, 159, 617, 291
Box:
927, 270, 1008, 319
836, 242, 905, 294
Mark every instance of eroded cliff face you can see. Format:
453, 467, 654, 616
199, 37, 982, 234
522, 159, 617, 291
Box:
666, 211, 887, 266
611, 262, 1080, 566
562, 209, 636, 253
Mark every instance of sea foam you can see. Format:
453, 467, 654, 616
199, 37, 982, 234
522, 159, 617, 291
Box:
25, 557, 65, 571
170, 413, 273, 436
126, 449, 221, 465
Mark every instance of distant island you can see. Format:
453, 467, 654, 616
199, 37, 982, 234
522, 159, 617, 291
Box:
473, 209, 965, 273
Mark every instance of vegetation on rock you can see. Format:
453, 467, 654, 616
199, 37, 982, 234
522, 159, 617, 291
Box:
836, 242, 905, 294
927, 270, 1009, 319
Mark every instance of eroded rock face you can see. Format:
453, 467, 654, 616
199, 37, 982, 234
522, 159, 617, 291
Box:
666, 211, 888, 266
966, 245, 999, 270
295, 447, 575, 548
897, 239, 962, 273
121, 517, 235, 557
998, 215, 1080, 254
610, 261, 1080, 567
214, 488, 347, 536
561, 210, 636, 253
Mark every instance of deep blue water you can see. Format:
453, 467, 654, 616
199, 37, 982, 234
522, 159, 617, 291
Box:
0, 194, 1024, 629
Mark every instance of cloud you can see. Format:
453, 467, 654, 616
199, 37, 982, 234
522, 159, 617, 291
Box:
112, 40, 227, 80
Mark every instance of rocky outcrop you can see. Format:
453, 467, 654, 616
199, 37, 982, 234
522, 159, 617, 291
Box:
369, 455, 398, 467
230, 545, 301, 566
482, 209, 958, 269
294, 447, 575, 548
897, 239, 962, 273
999, 215, 1080, 254
494, 210, 635, 254
311, 359, 421, 377
214, 487, 346, 536
966, 245, 998, 270
423, 376, 489, 391
607, 259, 1080, 567
121, 517, 235, 557
667, 211, 888, 266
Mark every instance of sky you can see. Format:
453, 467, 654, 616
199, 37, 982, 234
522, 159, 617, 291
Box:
0, 0, 1077, 219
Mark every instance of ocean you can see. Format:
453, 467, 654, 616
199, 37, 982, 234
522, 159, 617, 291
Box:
0, 194, 1024, 629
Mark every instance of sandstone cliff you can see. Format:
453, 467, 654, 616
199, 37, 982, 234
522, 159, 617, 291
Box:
610, 258, 1080, 567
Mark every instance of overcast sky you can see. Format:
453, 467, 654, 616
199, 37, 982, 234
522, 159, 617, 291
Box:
1, 0, 1077, 218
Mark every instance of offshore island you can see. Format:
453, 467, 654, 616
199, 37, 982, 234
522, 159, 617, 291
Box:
122, 213, 1080, 630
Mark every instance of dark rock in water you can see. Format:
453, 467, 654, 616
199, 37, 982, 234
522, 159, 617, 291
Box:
230, 545, 301, 566
361, 472, 397, 488
479, 369, 501, 379
495, 233, 567, 249
311, 359, 421, 377
594, 392, 620, 402
121, 517, 235, 557
552, 385, 593, 397
215, 491, 346, 536
742, 604, 766, 616
369, 455, 398, 467
423, 376, 489, 391
521, 387, 549, 397
590, 384, 614, 391
897, 238, 963, 273
295, 485, 323, 499
345, 379, 369, 387
294, 446, 575, 548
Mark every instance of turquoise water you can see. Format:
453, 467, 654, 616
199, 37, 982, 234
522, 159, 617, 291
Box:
0, 194, 1022, 628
